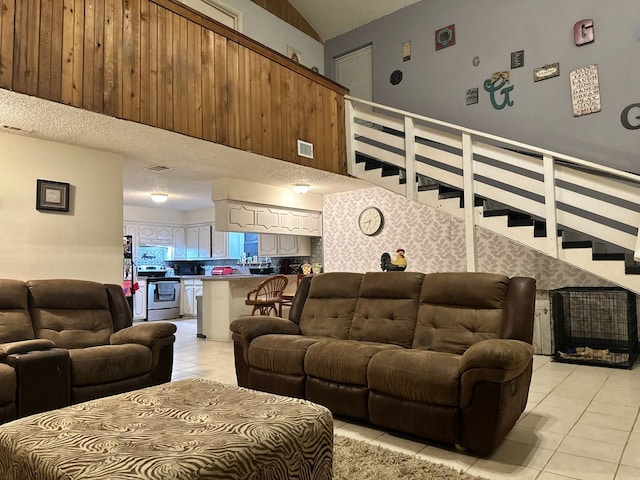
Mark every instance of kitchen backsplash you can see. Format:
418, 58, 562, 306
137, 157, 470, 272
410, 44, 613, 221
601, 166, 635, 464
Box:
136, 246, 168, 266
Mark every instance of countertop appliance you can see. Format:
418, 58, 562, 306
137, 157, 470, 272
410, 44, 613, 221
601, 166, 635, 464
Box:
211, 266, 233, 275
137, 266, 181, 321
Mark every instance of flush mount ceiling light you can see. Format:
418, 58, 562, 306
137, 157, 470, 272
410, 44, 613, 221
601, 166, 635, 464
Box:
293, 184, 310, 194
151, 193, 168, 203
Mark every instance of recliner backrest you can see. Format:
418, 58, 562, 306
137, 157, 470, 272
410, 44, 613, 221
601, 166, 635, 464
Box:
350, 272, 424, 348
28, 279, 114, 349
298, 272, 363, 339
413, 272, 510, 354
0, 279, 34, 343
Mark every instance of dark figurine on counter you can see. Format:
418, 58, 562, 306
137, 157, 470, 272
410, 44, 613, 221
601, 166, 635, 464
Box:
380, 248, 407, 271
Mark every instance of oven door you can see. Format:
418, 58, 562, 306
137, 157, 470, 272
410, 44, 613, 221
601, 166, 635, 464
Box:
147, 281, 180, 321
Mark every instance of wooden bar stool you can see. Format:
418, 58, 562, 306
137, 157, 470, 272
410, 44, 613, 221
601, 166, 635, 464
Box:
245, 275, 288, 317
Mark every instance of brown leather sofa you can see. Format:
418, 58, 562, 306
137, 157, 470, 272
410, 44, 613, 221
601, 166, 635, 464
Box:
0, 278, 177, 421
231, 271, 536, 455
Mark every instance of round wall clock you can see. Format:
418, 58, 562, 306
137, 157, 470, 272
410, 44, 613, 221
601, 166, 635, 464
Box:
358, 207, 384, 236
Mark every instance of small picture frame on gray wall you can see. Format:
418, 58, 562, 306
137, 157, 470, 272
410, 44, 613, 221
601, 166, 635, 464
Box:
36, 179, 70, 212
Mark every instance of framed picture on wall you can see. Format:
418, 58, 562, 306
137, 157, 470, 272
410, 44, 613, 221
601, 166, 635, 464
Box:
287, 46, 302, 64
36, 179, 70, 212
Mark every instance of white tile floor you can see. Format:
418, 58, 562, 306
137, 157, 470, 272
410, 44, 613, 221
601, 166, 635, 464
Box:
168, 317, 640, 480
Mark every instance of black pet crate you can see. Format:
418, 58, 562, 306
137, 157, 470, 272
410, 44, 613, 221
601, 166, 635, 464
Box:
550, 287, 638, 369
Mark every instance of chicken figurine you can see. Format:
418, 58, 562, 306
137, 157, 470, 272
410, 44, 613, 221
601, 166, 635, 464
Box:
380, 248, 407, 272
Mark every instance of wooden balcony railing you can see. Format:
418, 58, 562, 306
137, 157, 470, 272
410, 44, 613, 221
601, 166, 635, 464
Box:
0, 0, 348, 174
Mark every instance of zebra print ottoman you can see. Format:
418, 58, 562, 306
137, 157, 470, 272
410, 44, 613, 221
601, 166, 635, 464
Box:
0, 378, 333, 479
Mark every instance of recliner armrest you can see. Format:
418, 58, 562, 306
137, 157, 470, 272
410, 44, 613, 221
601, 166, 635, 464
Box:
459, 339, 533, 408
230, 316, 300, 345
0, 339, 55, 359
110, 322, 177, 348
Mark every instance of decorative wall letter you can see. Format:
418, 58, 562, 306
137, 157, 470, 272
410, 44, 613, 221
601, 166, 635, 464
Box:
570, 64, 601, 117
621, 103, 640, 130
484, 72, 514, 110
574, 19, 595, 46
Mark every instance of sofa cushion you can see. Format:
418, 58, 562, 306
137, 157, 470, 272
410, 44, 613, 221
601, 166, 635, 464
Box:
248, 335, 321, 375
368, 349, 461, 407
0, 363, 16, 405
0, 279, 34, 343
305, 340, 402, 386
350, 272, 424, 348
28, 280, 114, 348
69, 344, 152, 386
298, 273, 363, 339
413, 272, 509, 354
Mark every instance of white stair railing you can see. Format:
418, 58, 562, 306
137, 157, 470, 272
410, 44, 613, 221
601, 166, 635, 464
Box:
345, 95, 640, 289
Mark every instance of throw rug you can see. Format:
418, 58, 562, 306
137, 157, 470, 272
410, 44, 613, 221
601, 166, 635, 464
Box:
333, 435, 487, 480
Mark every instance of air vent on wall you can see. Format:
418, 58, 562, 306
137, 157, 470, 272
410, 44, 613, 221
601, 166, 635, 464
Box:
145, 165, 172, 172
297, 140, 314, 159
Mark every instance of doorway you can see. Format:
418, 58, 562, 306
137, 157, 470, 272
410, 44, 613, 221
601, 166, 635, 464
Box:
334, 44, 373, 102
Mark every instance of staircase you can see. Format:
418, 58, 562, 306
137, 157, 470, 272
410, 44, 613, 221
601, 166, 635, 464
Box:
345, 96, 640, 294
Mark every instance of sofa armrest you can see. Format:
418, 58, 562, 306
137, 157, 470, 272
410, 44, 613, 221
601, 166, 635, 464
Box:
230, 316, 300, 345
110, 322, 177, 348
459, 339, 533, 407
0, 339, 55, 359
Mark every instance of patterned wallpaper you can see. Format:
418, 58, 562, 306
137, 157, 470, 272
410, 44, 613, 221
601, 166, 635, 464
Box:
323, 187, 612, 291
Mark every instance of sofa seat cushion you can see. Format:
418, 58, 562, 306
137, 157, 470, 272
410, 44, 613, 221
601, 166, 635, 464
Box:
368, 349, 462, 407
69, 344, 152, 386
0, 363, 16, 405
248, 335, 322, 375
305, 340, 402, 386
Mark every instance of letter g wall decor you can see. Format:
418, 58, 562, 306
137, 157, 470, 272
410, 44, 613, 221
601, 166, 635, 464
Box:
484, 71, 514, 110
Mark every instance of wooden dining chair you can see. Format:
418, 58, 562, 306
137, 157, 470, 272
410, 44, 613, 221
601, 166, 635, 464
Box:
245, 275, 289, 317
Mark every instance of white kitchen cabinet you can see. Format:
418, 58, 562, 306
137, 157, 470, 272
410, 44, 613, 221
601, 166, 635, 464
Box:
198, 225, 212, 258
211, 228, 228, 259
181, 279, 203, 316
133, 223, 174, 246
133, 279, 147, 320
259, 234, 311, 257
172, 227, 186, 259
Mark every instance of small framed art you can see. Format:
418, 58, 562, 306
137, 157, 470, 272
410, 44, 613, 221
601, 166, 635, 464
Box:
36, 179, 70, 212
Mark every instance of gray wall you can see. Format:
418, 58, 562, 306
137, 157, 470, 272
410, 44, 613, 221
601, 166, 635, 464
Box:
325, 0, 640, 174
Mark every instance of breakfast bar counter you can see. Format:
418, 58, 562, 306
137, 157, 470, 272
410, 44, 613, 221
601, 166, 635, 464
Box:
200, 274, 296, 341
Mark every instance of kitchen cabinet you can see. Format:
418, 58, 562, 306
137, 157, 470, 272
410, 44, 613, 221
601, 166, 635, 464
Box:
198, 225, 212, 258
181, 279, 203, 316
138, 224, 173, 245
211, 228, 227, 259
133, 279, 147, 320
259, 234, 311, 257
172, 227, 186, 259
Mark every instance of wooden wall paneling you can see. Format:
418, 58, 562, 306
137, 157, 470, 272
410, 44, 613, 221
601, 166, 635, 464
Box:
13, 0, 39, 95
186, 20, 196, 136
37, 0, 52, 99
282, 67, 298, 162
60, 0, 74, 104
0, 0, 16, 89
102, 0, 117, 116
131, 0, 142, 121
169, 12, 180, 132
313, 83, 325, 171
193, 23, 202, 138
238, 45, 251, 151
71, 0, 84, 107
298, 76, 314, 168
178, 15, 188, 134
49, 0, 64, 102
155, 5, 167, 129
92, 0, 105, 111
248, 50, 262, 154
200, 28, 214, 141
213, 32, 228, 145
226, 40, 239, 148
270, 62, 283, 160
162, 8, 173, 130
259, 55, 272, 157
147, 2, 158, 126
335, 92, 347, 174
139, 0, 151, 124
328, 91, 339, 174
82, 0, 95, 110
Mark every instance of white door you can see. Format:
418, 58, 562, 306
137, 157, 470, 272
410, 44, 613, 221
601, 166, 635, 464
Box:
334, 45, 373, 102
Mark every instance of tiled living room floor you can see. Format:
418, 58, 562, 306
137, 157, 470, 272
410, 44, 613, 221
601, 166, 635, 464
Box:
167, 317, 640, 480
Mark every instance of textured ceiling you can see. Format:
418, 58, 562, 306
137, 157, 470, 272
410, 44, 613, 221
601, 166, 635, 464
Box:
288, 0, 421, 41
0, 89, 370, 211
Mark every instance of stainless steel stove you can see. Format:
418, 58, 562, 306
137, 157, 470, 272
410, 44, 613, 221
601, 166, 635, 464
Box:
137, 266, 181, 321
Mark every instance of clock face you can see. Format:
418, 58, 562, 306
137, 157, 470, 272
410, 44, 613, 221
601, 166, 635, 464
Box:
358, 207, 384, 236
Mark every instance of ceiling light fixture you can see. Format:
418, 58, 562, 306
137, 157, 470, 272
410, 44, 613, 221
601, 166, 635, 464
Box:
293, 184, 310, 194
151, 193, 168, 203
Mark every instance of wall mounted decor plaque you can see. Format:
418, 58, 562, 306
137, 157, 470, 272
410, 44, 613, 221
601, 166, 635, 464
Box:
435, 24, 455, 50
570, 64, 601, 117
574, 19, 595, 46
390, 70, 403, 85
466, 88, 479, 105
403, 41, 411, 61
533, 63, 559, 82
511, 50, 524, 69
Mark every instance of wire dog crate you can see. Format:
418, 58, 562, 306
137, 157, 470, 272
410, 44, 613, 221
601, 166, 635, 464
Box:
550, 287, 638, 369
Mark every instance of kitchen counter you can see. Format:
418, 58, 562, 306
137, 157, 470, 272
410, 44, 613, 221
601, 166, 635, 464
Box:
200, 274, 297, 341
